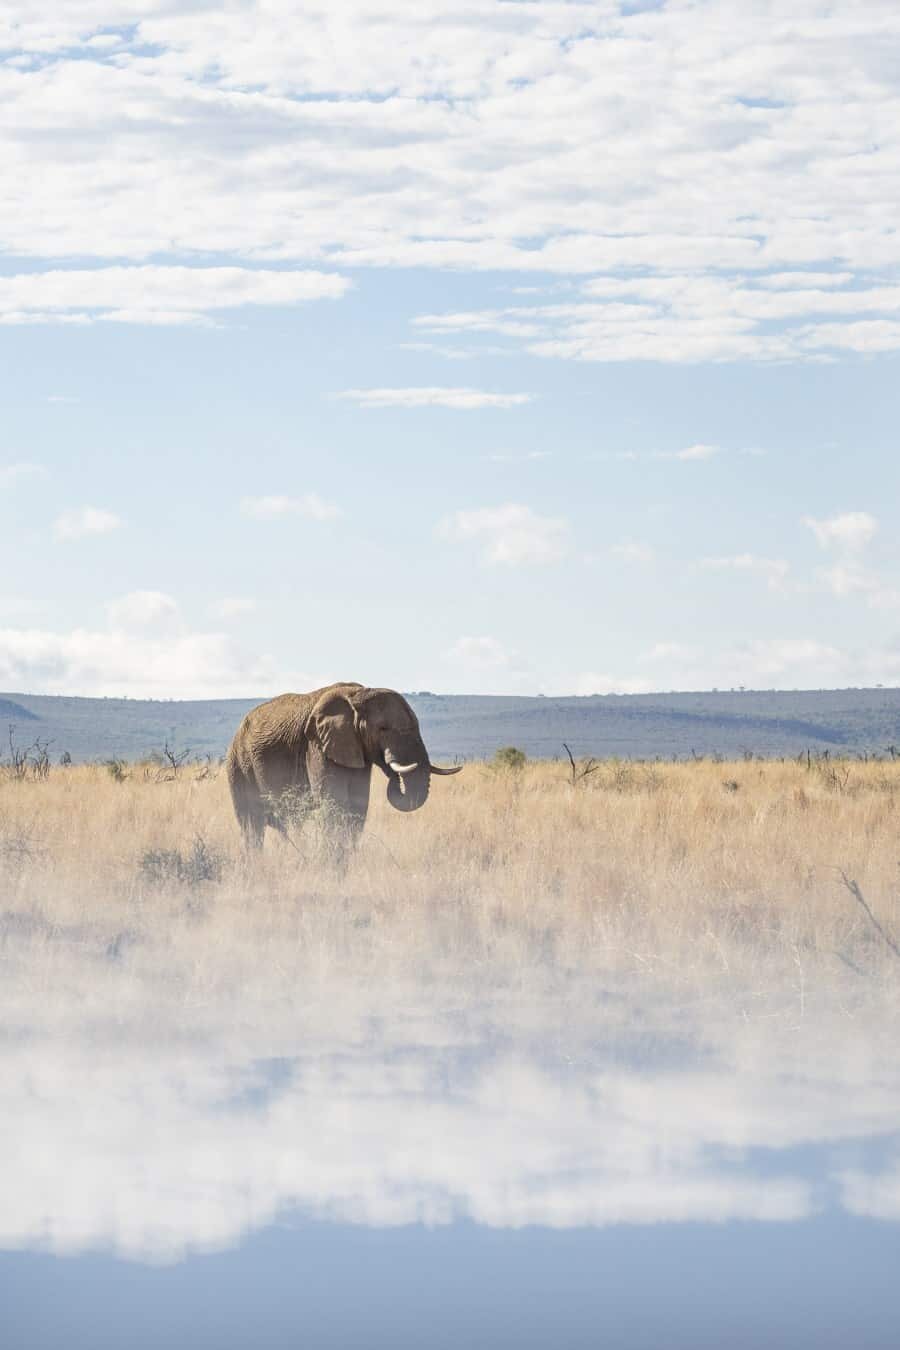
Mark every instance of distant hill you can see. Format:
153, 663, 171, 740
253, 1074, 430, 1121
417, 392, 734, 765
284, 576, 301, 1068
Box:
2, 687, 899, 764
0, 698, 38, 723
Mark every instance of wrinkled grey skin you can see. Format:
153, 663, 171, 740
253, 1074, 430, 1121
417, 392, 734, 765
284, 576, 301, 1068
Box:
226, 682, 460, 848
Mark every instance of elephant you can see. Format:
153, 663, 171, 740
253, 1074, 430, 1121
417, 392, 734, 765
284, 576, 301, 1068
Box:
225, 682, 461, 848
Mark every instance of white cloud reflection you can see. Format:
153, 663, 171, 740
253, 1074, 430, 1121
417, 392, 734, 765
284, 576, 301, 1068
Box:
1, 951, 898, 1263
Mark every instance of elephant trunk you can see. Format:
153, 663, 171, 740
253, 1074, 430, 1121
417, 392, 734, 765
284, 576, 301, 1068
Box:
386, 760, 430, 813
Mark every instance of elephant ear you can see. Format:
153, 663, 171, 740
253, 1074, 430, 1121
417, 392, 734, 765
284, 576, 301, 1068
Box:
310, 693, 365, 769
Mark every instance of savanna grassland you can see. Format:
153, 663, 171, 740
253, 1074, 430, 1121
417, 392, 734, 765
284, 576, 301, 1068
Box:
2, 753, 898, 1002
4, 753, 900, 1257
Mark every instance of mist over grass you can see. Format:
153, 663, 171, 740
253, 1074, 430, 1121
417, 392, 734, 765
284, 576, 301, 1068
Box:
2, 754, 899, 993
2, 756, 900, 1260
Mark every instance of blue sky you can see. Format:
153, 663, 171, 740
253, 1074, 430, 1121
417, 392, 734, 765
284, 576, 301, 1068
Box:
2, 1, 899, 697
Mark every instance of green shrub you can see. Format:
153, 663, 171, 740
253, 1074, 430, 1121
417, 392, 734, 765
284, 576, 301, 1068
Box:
103, 758, 129, 783
492, 746, 527, 771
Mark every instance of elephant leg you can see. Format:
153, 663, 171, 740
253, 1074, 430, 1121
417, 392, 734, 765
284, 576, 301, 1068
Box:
241, 806, 266, 850
255, 747, 309, 835
228, 763, 266, 850
343, 770, 371, 844
306, 747, 371, 849
324, 774, 368, 867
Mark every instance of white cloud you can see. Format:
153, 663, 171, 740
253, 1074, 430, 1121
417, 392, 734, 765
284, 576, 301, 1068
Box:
15, 962, 895, 1260
240, 493, 341, 521
818, 562, 872, 598
413, 274, 900, 365
0, 461, 46, 486
796, 320, 900, 354
2, 5, 900, 357
337, 388, 533, 410
653, 638, 848, 686
107, 590, 180, 633
412, 311, 542, 339
646, 642, 698, 664
738, 639, 846, 680
615, 634, 900, 693
841, 1164, 900, 1223
397, 341, 514, 361
698, 554, 790, 590
670, 444, 720, 462
488, 450, 551, 463
0, 268, 350, 327
803, 512, 878, 551
446, 635, 512, 668
439, 503, 568, 565
0, 625, 277, 699
570, 672, 657, 695
0, 587, 282, 696
53, 506, 122, 540
555, 633, 900, 696
214, 596, 257, 619
611, 541, 655, 565
609, 445, 725, 464
865, 587, 900, 612
816, 562, 900, 611
756, 273, 854, 291
795, 514, 899, 609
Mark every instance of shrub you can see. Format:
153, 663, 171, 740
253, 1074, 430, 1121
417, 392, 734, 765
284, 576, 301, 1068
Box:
263, 786, 317, 832
492, 746, 527, 772
263, 788, 361, 865
0, 824, 44, 871
104, 758, 130, 783
3, 727, 53, 782
138, 835, 224, 889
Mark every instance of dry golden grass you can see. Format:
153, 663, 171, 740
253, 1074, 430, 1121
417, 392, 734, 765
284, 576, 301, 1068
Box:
4, 756, 900, 1259
1, 755, 898, 1007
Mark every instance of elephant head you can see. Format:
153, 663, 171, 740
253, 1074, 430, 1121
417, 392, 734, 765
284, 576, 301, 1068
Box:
308, 685, 460, 812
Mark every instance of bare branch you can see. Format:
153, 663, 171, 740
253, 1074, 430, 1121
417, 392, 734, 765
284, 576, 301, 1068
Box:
562, 742, 602, 788
838, 871, 900, 963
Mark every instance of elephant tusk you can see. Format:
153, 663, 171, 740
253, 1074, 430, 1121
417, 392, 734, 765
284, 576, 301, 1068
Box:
386, 758, 419, 774
429, 763, 462, 775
